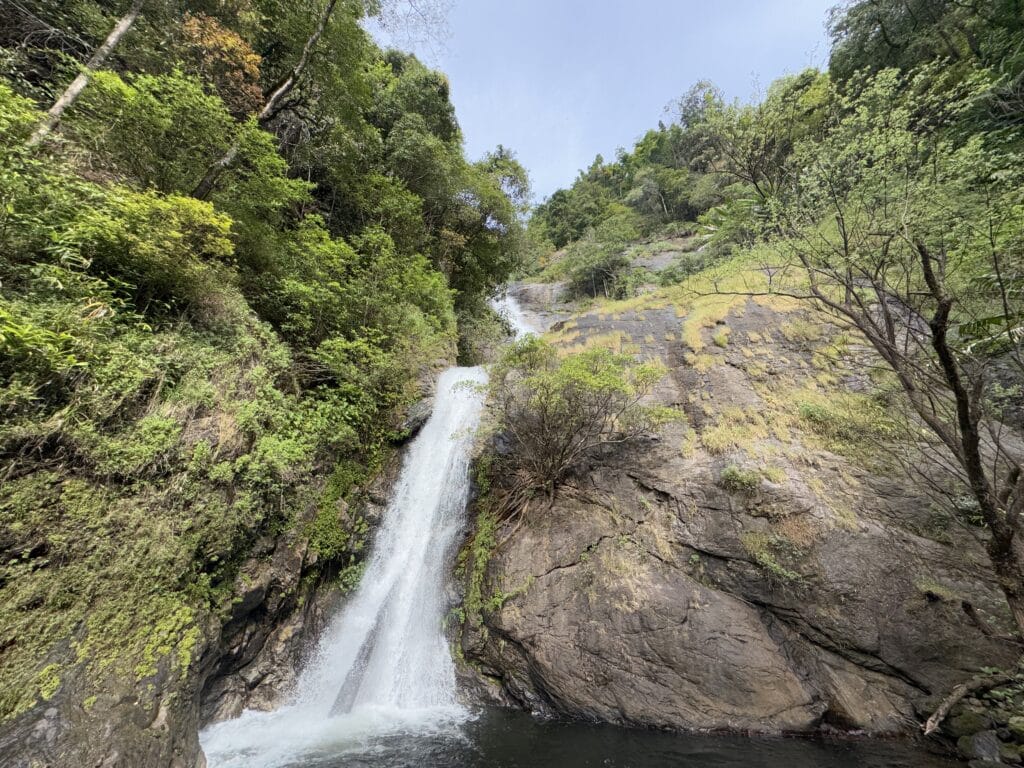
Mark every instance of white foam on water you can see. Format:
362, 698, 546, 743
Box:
490, 291, 536, 339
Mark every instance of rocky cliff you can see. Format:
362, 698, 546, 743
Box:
461, 274, 1017, 738
0, 358, 414, 768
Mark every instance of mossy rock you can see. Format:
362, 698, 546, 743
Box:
1009, 715, 1024, 742
958, 730, 1002, 762
948, 709, 994, 738
1000, 742, 1023, 765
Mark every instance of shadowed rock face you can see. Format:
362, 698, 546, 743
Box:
0, 456, 399, 768
461, 287, 1016, 736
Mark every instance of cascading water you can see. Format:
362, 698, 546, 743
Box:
202, 292, 535, 768
194, 296, 953, 768
490, 289, 535, 340
201, 366, 489, 768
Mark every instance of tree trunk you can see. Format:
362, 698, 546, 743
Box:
918, 241, 1024, 637
192, 0, 340, 200
27, 0, 145, 148
990, 535, 1024, 636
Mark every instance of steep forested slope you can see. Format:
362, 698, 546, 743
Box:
0, 2, 525, 765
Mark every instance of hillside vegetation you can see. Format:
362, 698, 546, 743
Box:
524, 0, 1024, 638
457, 5, 1024, 758
0, 0, 526, 739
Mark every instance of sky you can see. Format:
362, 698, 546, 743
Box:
379, 0, 836, 202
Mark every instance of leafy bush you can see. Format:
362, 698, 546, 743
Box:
67, 70, 235, 193
491, 337, 677, 493
59, 187, 238, 324
741, 531, 804, 583
560, 207, 643, 298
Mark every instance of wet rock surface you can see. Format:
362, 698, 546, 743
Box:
0, 446, 403, 768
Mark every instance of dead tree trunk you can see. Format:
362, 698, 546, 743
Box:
27, 0, 145, 148
923, 673, 1015, 735
192, 0, 340, 200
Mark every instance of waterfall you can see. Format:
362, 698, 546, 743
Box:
201, 366, 488, 768
490, 290, 535, 339
202, 290, 536, 768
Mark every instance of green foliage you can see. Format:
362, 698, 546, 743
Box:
492, 337, 677, 491
309, 460, 375, 563
0, 0, 530, 725
66, 70, 236, 193
559, 207, 642, 298
534, 180, 614, 249
530, 82, 733, 258
77, 414, 183, 478
741, 532, 804, 583
60, 187, 238, 323
719, 465, 761, 495
797, 391, 899, 460
462, 506, 498, 630
828, 0, 1024, 96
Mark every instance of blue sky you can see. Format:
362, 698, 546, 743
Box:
380, 1, 836, 201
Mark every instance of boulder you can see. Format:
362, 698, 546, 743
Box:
399, 398, 434, 441
958, 731, 1003, 762
949, 710, 995, 738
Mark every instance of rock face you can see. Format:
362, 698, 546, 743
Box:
462, 289, 1017, 736
0, 452, 398, 768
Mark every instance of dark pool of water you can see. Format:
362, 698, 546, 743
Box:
290, 708, 961, 768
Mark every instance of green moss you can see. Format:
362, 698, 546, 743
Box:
36, 664, 61, 702
701, 407, 772, 455
75, 414, 183, 477
0, 317, 393, 722
336, 560, 367, 595
208, 460, 235, 484
462, 504, 498, 630
915, 577, 959, 602
485, 576, 534, 612
780, 318, 823, 344
720, 465, 761, 494
741, 531, 803, 583
797, 390, 897, 458
308, 460, 375, 562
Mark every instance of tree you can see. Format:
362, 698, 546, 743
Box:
193, 0, 454, 200
192, 0, 343, 199
704, 69, 831, 205
26, 0, 145, 147
560, 206, 641, 299
748, 67, 1024, 635
179, 12, 263, 117
533, 181, 613, 249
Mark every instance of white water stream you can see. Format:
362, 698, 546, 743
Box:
201, 294, 533, 768
490, 289, 535, 340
